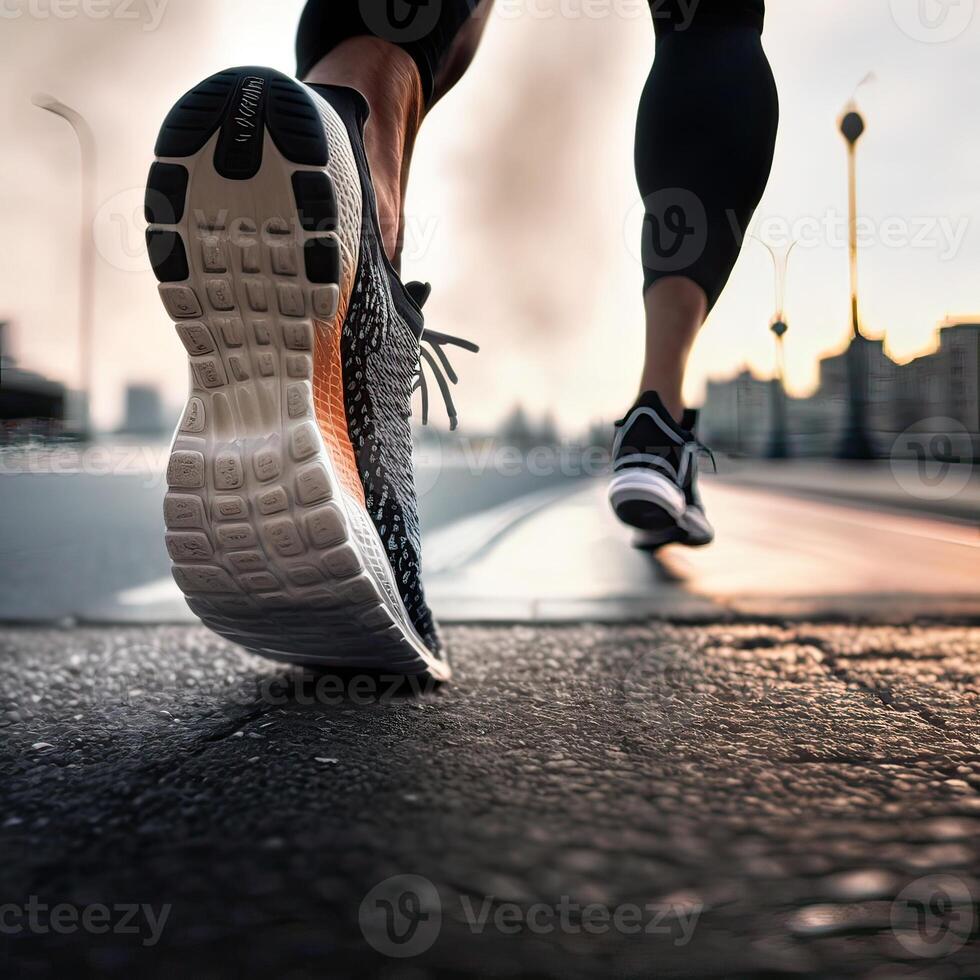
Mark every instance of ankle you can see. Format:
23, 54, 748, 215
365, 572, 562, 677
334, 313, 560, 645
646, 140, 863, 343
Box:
639, 277, 706, 425
637, 384, 684, 425
303, 37, 424, 264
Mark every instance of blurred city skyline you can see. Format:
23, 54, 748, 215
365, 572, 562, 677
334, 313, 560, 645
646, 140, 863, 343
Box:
1, 0, 978, 432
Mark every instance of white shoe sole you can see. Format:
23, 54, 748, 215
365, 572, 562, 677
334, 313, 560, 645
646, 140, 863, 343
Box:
147, 67, 449, 680
610, 470, 714, 549
609, 470, 686, 522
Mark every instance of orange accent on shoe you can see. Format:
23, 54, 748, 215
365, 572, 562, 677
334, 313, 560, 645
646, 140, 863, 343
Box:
312, 316, 365, 506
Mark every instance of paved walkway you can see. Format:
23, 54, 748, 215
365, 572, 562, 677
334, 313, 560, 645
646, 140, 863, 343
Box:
87, 478, 980, 624
716, 458, 979, 524
1, 621, 978, 977
425, 479, 979, 621
3, 469, 978, 976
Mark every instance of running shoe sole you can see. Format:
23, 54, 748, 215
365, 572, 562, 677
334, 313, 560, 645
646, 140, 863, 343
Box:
610, 469, 714, 549
147, 66, 449, 680
608, 469, 686, 531
632, 516, 714, 552
631, 526, 686, 552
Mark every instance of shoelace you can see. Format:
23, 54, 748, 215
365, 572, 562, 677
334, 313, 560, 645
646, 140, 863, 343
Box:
414, 329, 480, 431
404, 281, 479, 431
680, 438, 718, 481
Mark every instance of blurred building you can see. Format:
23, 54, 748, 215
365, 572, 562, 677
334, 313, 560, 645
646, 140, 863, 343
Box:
0, 320, 66, 438
811, 335, 898, 436
701, 370, 775, 456
118, 383, 167, 436
702, 320, 979, 457
893, 321, 979, 434
497, 404, 564, 450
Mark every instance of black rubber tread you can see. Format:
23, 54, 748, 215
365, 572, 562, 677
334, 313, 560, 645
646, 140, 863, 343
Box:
266, 75, 327, 168
145, 162, 189, 225
213, 71, 270, 180
154, 70, 237, 158
304, 237, 340, 284
615, 500, 677, 532
292, 172, 338, 233
155, 67, 327, 172
146, 229, 189, 283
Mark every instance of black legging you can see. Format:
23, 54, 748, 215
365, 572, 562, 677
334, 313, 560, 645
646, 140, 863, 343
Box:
296, 0, 778, 310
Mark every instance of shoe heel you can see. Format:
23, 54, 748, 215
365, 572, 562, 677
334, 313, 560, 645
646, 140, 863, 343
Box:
152, 66, 328, 170
147, 70, 447, 679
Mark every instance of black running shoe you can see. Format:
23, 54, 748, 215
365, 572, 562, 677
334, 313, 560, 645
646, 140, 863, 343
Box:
608, 392, 715, 550
148, 67, 475, 680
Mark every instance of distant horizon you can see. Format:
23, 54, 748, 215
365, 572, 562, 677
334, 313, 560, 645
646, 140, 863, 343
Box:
5, 311, 978, 434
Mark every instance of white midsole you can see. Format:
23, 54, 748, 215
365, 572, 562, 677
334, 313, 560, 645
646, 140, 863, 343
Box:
608, 470, 687, 520
155, 80, 449, 680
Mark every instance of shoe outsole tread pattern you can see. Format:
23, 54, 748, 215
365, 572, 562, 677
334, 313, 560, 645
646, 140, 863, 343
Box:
148, 67, 448, 680
610, 472, 714, 550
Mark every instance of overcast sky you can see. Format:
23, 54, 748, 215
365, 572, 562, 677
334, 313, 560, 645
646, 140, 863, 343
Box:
2, 0, 977, 431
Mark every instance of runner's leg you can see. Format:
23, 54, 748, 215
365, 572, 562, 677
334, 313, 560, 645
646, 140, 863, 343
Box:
296, 1, 493, 265
636, 0, 778, 419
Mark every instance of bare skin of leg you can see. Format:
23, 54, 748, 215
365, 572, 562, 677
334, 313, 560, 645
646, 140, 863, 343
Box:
302, 2, 493, 268
302, 10, 703, 425
303, 37, 424, 267
639, 276, 708, 424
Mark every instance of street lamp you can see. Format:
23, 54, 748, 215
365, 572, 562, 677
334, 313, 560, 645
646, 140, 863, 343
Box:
768, 317, 789, 458
841, 107, 865, 341
758, 238, 796, 459
33, 94, 96, 440
836, 103, 875, 460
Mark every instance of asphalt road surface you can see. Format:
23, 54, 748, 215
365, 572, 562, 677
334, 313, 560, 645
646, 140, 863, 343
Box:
1, 447, 978, 978
1, 622, 979, 978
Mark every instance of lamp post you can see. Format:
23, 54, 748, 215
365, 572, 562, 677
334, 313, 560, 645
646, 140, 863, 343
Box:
836, 104, 875, 459
768, 317, 790, 458
33, 94, 96, 440
758, 239, 796, 459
